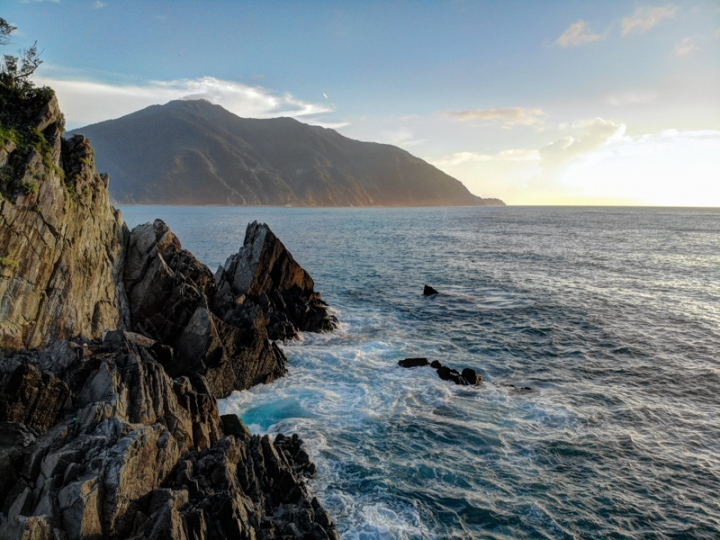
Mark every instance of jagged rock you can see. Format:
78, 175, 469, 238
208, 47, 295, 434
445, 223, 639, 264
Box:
398, 358, 430, 368
423, 285, 439, 296
215, 221, 336, 340
0, 334, 338, 540
0, 92, 126, 350
122, 219, 287, 399
0, 90, 338, 540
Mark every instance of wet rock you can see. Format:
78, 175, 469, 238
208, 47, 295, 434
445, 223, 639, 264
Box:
436, 365, 465, 385
398, 358, 430, 368
461, 368, 483, 385
423, 285, 439, 296
215, 221, 337, 340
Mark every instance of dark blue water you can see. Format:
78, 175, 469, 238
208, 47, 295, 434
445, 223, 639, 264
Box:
120, 206, 720, 539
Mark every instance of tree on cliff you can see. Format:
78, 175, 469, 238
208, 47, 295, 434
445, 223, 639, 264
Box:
0, 17, 43, 91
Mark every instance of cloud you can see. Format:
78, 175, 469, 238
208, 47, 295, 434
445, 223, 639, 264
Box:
21, 0, 59, 2
674, 37, 698, 57
433, 149, 539, 167
445, 107, 545, 127
91, 1, 105, 8
555, 20, 602, 47
606, 89, 658, 106
540, 118, 625, 167
382, 127, 423, 148
34, 75, 336, 128
621, 5, 677, 36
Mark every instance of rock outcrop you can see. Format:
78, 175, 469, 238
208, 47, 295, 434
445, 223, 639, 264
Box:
0, 332, 339, 540
215, 221, 336, 341
399, 358, 483, 386
1, 87, 339, 539
122, 219, 287, 398
0, 91, 126, 350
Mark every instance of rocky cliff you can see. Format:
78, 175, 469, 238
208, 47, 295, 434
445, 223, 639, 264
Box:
0, 87, 339, 539
0, 91, 126, 350
70, 99, 505, 207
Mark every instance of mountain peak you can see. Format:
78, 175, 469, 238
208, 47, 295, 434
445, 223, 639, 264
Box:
71, 104, 504, 207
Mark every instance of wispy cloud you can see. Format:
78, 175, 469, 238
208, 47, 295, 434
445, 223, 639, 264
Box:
606, 89, 658, 106
673, 37, 698, 57
555, 21, 602, 47
621, 5, 677, 36
21, 0, 60, 3
433, 149, 539, 167
34, 75, 336, 128
540, 118, 625, 167
445, 107, 545, 127
91, 1, 106, 9
382, 127, 423, 148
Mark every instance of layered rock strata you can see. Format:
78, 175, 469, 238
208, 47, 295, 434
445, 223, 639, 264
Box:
0, 88, 339, 539
0, 93, 126, 350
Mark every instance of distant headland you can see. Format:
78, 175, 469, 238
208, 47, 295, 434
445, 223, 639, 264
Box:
70, 99, 505, 207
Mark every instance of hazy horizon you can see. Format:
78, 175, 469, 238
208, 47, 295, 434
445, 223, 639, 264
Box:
4, 0, 719, 206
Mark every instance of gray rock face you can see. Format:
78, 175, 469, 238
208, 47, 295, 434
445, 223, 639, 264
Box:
0, 93, 126, 350
123, 219, 288, 398
0, 91, 339, 539
0, 333, 338, 540
216, 221, 337, 340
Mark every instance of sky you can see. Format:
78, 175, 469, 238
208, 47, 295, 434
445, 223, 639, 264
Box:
3, 0, 720, 205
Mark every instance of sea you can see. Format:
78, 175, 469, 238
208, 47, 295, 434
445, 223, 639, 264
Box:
120, 205, 720, 540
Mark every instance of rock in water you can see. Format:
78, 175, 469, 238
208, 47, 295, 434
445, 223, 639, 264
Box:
398, 358, 430, 368
215, 221, 337, 340
423, 285, 439, 296
461, 368, 483, 385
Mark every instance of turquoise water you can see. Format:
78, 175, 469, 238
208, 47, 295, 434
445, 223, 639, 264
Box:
120, 206, 720, 539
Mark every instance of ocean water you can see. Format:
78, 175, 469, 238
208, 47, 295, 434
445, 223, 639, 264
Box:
120, 206, 720, 539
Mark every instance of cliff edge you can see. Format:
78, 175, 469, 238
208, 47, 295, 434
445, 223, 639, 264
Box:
0, 87, 339, 539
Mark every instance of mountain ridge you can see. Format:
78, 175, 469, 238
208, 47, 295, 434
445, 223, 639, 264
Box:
70, 99, 505, 207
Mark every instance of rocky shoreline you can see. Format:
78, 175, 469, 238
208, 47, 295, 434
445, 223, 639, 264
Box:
1, 90, 339, 539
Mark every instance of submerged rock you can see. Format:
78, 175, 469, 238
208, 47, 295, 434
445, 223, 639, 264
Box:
215, 221, 337, 340
423, 285, 439, 296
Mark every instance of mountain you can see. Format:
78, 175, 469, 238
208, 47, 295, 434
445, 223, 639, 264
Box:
70, 100, 504, 206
